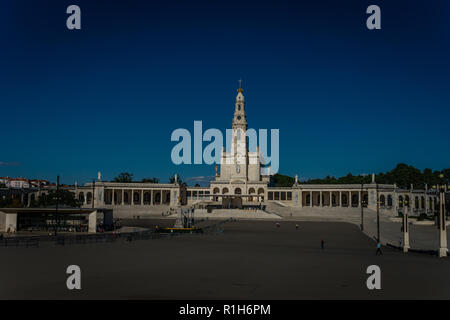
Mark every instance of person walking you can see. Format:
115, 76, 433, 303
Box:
376, 242, 383, 255
295, 224, 299, 230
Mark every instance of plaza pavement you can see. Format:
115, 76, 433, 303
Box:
1, 219, 449, 299
264, 203, 449, 253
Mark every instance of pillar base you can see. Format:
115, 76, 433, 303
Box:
438, 248, 448, 257
403, 245, 409, 253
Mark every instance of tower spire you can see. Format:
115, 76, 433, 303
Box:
238, 79, 243, 93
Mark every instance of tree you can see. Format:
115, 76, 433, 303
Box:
194, 183, 201, 187
272, 173, 295, 187
279, 163, 450, 189
0, 197, 23, 208
142, 177, 159, 183
113, 172, 133, 183
34, 189, 81, 208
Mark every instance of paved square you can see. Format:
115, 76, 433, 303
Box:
1, 219, 449, 299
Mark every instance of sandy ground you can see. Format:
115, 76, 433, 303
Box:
1, 219, 449, 299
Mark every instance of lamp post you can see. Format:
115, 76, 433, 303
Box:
55, 175, 59, 236
402, 198, 410, 253
376, 182, 380, 243
360, 182, 364, 231
438, 174, 448, 257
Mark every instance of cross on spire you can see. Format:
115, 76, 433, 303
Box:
237, 79, 244, 93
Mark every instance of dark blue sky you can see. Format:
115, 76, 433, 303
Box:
1, 0, 449, 185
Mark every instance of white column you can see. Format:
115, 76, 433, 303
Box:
310, 191, 313, 207
121, 189, 124, 205
358, 190, 361, 208
88, 211, 97, 233
403, 206, 410, 253
348, 191, 352, 207
141, 190, 144, 205
299, 191, 303, 208
151, 189, 154, 205
329, 191, 332, 207
160, 190, 163, 205
319, 191, 322, 207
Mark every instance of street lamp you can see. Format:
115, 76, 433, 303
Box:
376, 182, 380, 243
55, 175, 60, 236
437, 174, 448, 257
360, 182, 364, 231
360, 174, 368, 232
402, 198, 410, 252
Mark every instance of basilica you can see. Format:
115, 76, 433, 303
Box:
22, 86, 441, 217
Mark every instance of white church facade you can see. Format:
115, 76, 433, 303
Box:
25, 86, 440, 216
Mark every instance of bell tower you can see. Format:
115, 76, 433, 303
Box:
230, 80, 248, 179
232, 80, 248, 130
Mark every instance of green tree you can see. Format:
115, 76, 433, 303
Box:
113, 172, 133, 183
34, 189, 81, 208
277, 163, 449, 189
272, 173, 295, 187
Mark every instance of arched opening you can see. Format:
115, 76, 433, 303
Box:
144, 192, 151, 205
86, 192, 92, 205
213, 187, 220, 201
222, 188, 229, 194
421, 196, 425, 209
380, 195, 385, 206
154, 192, 161, 204
306, 194, 311, 205
257, 188, 264, 202
79, 192, 85, 203
398, 196, 403, 208
415, 196, 419, 209
352, 194, 358, 207
387, 194, 392, 207
166, 193, 170, 204
124, 192, 129, 204
235, 188, 242, 195
405, 195, 410, 207
248, 188, 255, 202
342, 194, 347, 206
133, 192, 140, 205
